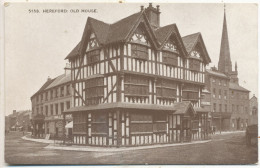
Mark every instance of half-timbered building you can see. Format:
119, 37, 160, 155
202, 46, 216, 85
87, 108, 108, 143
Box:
64, 3, 211, 146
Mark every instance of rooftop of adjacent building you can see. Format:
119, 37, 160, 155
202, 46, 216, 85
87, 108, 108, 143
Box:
206, 66, 249, 92
6, 109, 32, 117
31, 63, 71, 99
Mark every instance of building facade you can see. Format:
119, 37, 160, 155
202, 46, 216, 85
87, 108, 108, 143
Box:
64, 4, 212, 147
31, 64, 73, 138
5, 110, 32, 132
249, 95, 258, 125
203, 8, 250, 132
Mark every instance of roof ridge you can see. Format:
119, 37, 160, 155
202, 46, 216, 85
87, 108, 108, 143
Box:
88, 16, 111, 26
110, 11, 142, 25
182, 32, 201, 39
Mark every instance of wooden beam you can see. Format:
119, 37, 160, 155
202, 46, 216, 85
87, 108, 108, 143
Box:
103, 81, 117, 103
74, 87, 87, 106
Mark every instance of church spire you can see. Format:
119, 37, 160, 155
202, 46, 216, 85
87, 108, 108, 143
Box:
218, 4, 232, 74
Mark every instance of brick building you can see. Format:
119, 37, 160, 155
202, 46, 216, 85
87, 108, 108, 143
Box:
203, 8, 250, 132
31, 64, 73, 138
64, 3, 212, 147
249, 95, 258, 125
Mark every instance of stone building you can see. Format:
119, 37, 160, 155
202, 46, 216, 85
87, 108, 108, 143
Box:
203, 7, 250, 132
64, 3, 212, 147
31, 64, 73, 138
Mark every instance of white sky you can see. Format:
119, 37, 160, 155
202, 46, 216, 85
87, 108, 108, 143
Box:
4, 3, 258, 116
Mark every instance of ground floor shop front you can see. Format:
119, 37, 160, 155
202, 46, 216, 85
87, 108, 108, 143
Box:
32, 114, 72, 139
211, 112, 249, 132
65, 102, 210, 147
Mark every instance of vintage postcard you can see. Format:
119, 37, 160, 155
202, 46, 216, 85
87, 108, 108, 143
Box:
2, 1, 258, 166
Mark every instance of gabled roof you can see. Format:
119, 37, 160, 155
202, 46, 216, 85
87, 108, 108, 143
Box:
229, 82, 250, 92
106, 12, 142, 44
89, 17, 110, 45
65, 12, 143, 60
66, 41, 81, 59
65, 8, 211, 64
206, 69, 229, 79
155, 24, 188, 58
182, 33, 200, 53
182, 32, 211, 64
155, 24, 176, 44
172, 101, 196, 115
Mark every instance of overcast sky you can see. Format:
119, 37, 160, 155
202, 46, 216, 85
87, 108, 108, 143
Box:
4, 3, 258, 116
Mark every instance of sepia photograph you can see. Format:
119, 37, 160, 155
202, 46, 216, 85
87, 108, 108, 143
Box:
2, 1, 258, 166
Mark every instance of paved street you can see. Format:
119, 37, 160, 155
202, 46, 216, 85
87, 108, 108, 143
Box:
5, 131, 258, 165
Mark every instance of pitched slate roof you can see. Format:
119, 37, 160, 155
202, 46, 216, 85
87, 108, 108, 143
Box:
155, 24, 176, 44
66, 41, 81, 59
45, 73, 71, 90
182, 32, 211, 64
65, 7, 210, 66
31, 73, 71, 99
31, 78, 56, 99
206, 69, 229, 78
229, 82, 250, 92
106, 12, 142, 44
182, 32, 200, 53
89, 17, 110, 44
65, 12, 142, 60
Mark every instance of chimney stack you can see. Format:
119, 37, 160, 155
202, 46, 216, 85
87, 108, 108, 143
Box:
64, 63, 71, 75
140, 5, 144, 11
13, 110, 16, 115
144, 3, 161, 29
47, 76, 51, 81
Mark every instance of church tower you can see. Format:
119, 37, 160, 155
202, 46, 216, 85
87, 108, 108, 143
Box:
218, 5, 239, 84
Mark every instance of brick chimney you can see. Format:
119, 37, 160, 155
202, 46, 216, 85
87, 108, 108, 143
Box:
13, 110, 16, 115
64, 63, 71, 75
144, 3, 161, 29
47, 76, 51, 81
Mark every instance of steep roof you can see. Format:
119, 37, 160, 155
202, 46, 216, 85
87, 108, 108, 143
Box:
155, 24, 176, 44
229, 82, 250, 92
206, 69, 229, 79
89, 17, 111, 44
182, 32, 211, 64
65, 12, 142, 60
66, 41, 81, 60
106, 12, 142, 44
182, 32, 200, 53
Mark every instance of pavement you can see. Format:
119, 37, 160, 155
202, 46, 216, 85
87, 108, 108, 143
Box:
22, 134, 62, 144
22, 133, 212, 152
21, 131, 244, 152
45, 139, 212, 152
